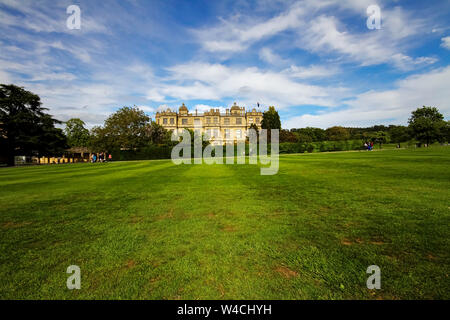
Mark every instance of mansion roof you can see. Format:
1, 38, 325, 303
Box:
156, 102, 263, 117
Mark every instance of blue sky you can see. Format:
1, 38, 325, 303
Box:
0, 0, 449, 128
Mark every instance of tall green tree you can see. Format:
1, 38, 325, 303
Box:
261, 106, 281, 130
101, 106, 150, 150
0, 84, 67, 166
261, 106, 281, 141
408, 106, 446, 146
65, 118, 90, 148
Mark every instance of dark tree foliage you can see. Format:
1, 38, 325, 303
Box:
261, 106, 281, 130
289, 125, 414, 143
291, 127, 326, 142
0, 84, 67, 166
325, 126, 350, 141
388, 125, 411, 143
408, 106, 446, 145
147, 122, 172, 145
279, 129, 298, 143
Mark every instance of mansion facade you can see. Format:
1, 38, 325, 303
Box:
155, 102, 263, 144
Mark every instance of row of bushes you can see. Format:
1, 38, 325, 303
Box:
97, 139, 444, 162
279, 140, 366, 154
108, 140, 370, 161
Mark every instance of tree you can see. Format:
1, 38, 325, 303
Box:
147, 121, 171, 145
0, 84, 67, 166
372, 131, 390, 149
88, 126, 111, 153
325, 126, 350, 141
279, 129, 298, 143
261, 106, 281, 141
65, 118, 90, 148
291, 127, 326, 142
388, 125, 411, 143
444, 121, 450, 143
102, 106, 150, 150
261, 106, 281, 130
408, 106, 446, 146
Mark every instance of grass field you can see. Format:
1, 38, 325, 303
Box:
0, 147, 449, 299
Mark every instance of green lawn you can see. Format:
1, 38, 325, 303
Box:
0, 147, 449, 299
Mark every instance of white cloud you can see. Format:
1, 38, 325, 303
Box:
441, 36, 450, 49
193, 1, 436, 69
194, 3, 305, 53
284, 66, 450, 129
259, 48, 289, 66
283, 64, 339, 79
146, 62, 348, 109
299, 15, 435, 70
136, 105, 155, 113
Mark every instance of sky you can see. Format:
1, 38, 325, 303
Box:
0, 0, 449, 129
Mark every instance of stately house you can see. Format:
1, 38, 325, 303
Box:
155, 102, 263, 144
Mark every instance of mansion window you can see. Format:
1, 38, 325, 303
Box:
236, 118, 242, 125
206, 117, 211, 124
224, 118, 230, 125
182, 118, 188, 125
224, 129, 230, 138
170, 118, 174, 125
214, 117, 219, 123
249, 117, 253, 124
256, 117, 260, 124
236, 129, 242, 138
163, 118, 168, 124
194, 118, 201, 126
213, 128, 219, 137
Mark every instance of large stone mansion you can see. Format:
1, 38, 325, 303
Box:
155, 102, 263, 144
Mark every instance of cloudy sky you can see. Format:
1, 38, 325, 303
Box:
0, 0, 449, 129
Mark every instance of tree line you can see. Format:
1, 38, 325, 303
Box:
281, 110, 449, 147
1, 84, 449, 166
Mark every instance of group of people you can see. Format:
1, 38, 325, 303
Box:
364, 141, 374, 151
91, 152, 112, 163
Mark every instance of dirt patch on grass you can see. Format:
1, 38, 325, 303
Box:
221, 225, 237, 232
342, 238, 384, 245
157, 209, 174, 221
427, 254, 438, 260
341, 238, 363, 245
276, 266, 298, 279
217, 283, 225, 298
130, 215, 143, 224
1, 221, 32, 229
125, 260, 136, 269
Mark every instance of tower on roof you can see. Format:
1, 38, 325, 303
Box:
179, 103, 188, 115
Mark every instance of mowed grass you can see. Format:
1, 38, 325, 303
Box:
0, 147, 449, 299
